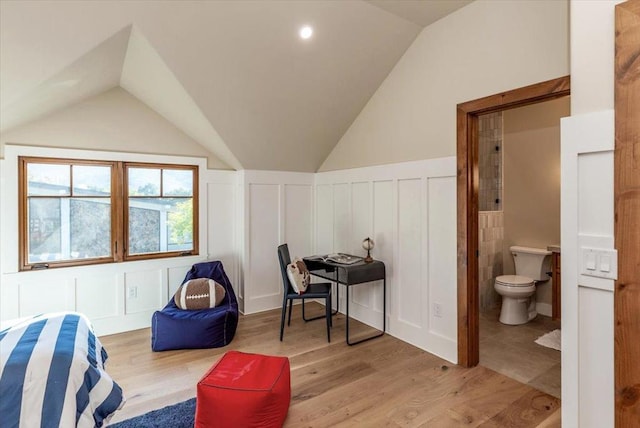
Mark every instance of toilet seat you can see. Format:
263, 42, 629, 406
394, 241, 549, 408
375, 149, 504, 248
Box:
494, 275, 537, 325
495, 274, 534, 287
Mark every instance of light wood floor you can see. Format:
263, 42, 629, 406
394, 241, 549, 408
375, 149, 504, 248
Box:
102, 304, 560, 427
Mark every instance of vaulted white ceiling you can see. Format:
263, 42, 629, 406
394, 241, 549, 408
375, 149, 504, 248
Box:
0, 0, 472, 171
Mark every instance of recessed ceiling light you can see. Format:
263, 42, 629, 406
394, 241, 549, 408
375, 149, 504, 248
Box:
299, 26, 313, 40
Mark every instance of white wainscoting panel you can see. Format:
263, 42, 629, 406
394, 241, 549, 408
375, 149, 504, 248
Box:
315, 157, 457, 362
241, 171, 315, 314
315, 184, 334, 255
578, 153, 614, 236
206, 177, 238, 295
373, 180, 394, 315
248, 183, 280, 308
333, 184, 350, 254
284, 184, 313, 258
76, 274, 119, 320
315, 183, 336, 309
350, 182, 372, 309
396, 178, 423, 332
124, 270, 164, 315
578, 286, 614, 428
168, 265, 190, 298
427, 176, 457, 341
350, 182, 371, 253
0, 257, 207, 336
561, 111, 615, 427
19, 278, 75, 316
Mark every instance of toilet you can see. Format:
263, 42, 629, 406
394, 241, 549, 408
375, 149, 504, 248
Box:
494, 246, 552, 325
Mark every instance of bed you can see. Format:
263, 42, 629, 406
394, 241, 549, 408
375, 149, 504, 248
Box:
0, 312, 125, 428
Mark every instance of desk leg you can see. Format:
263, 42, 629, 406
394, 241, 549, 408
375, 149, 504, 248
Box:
383, 276, 386, 334
346, 278, 386, 346
331, 268, 342, 316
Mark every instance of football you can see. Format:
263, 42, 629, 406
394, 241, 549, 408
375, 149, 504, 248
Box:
174, 278, 226, 310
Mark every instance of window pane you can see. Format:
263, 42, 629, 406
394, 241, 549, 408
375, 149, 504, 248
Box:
70, 199, 111, 259
128, 202, 161, 255
163, 169, 193, 196
28, 198, 61, 262
73, 165, 111, 195
27, 198, 112, 263
128, 198, 193, 255
128, 168, 160, 196
27, 163, 70, 196
167, 199, 193, 251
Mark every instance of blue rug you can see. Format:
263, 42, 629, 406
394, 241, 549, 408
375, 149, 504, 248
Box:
109, 398, 195, 428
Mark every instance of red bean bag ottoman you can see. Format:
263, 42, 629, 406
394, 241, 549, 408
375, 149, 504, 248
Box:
196, 351, 291, 428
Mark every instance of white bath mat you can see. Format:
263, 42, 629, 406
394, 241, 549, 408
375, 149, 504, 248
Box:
535, 329, 561, 351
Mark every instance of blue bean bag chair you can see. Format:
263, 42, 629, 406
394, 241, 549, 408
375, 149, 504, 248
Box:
151, 261, 239, 351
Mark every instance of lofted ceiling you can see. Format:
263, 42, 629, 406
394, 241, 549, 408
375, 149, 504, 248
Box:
0, 0, 472, 171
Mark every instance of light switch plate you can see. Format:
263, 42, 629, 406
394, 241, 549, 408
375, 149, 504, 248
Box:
581, 247, 618, 280
586, 251, 597, 270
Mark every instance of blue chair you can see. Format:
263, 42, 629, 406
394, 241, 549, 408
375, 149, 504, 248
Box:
151, 261, 239, 351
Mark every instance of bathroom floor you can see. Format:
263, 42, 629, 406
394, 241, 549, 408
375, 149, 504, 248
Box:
479, 308, 561, 398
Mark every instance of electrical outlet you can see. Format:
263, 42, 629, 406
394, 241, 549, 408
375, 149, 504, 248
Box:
433, 302, 443, 318
128, 286, 138, 299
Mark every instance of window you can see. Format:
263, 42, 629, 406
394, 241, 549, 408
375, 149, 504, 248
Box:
19, 157, 198, 270
125, 164, 197, 259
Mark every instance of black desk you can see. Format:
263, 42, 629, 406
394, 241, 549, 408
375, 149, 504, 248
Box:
303, 256, 386, 345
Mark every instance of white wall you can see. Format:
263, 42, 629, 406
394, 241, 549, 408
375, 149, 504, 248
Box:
0, 145, 238, 336
562, 1, 623, 426
239, 170, 315, 315
0, 87, 229, 170
320, 0, 569, 171
316, 157, 457, 362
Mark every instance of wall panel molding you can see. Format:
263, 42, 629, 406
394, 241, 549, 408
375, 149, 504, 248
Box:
561, 110, 615, 427
240, 170, 315, 314
316, 157, 457, 362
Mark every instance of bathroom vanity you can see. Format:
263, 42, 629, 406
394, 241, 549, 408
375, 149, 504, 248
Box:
548, 245, 561, 320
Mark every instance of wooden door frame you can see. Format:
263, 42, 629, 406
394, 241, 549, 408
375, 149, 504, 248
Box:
614, 1, 640, 424
456, 76, 571, 367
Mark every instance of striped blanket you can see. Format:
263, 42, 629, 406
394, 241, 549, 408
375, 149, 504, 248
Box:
0, 312, 125, 428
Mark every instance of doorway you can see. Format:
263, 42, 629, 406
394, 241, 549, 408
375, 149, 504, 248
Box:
456, 76, 570, 367
476, 99, 568, 398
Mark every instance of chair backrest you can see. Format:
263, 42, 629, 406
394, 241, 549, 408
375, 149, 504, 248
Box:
180, 260, 238, 309
277, 244, 294, 295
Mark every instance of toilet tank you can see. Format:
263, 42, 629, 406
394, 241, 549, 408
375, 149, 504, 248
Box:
510, 246, 552, 281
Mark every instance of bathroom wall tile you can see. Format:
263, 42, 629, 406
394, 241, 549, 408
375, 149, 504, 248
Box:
478, 111, 503, 212
478, 211, 504, 312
